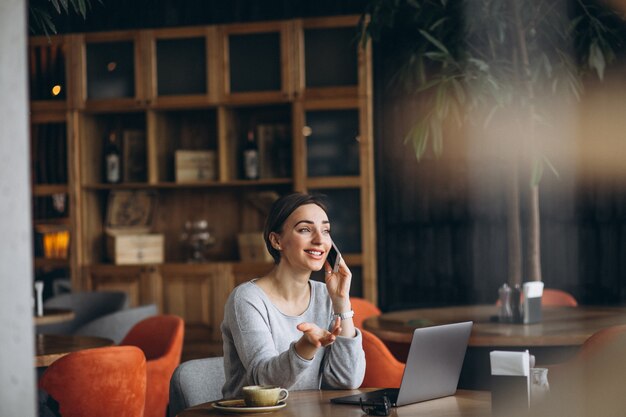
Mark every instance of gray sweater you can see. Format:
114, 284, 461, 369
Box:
221, 280, 365, 399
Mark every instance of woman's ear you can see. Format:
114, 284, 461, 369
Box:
269, 232, 281, 250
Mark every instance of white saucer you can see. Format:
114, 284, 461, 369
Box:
212, 399, 287, 414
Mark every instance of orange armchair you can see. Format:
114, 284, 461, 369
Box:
360, 329, 405, 388
350, 297, 382, 328
541, 289, 577, 307
39, 346, 146, 417
121, 315, 184, 417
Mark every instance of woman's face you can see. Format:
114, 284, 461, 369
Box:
273, 203, 332, 272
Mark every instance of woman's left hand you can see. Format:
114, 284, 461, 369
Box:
324, 257, 352, 311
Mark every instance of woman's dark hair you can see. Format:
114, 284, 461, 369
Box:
263, 193, 329, 264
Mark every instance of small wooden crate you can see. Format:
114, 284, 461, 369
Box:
175, 150, 217, 182
106, 231, 164, 265
237, 233, 273, 262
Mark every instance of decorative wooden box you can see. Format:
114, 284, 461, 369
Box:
105, 190, 163, 265
106, 232, 164, 265
175, 150, 217, 182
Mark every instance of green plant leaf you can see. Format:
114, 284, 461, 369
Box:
531, 159, 544, 186
543, 155, 560, 179
58, 0, 70, 12
49, 0, 62, 13
419, 29, 450, 55
589, 41, 606, 80
483, 105, 499, 129
431, 118, 443, 158
406, 121, 429, 161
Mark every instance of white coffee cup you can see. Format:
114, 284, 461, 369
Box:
242, 385, 289, 407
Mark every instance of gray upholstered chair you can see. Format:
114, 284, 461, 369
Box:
36, 291, 128, 335
169, 357, 225, 417
74, 303, 158, 344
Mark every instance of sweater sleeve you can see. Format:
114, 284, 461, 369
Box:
227, 286, 315, 390
321, 327, 366, 389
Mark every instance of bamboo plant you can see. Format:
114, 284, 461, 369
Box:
361, 0, 624, 286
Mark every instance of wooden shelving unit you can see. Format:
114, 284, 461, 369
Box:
29, 15, 376, 359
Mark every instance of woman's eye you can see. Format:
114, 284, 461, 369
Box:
323, 229, 331, 235
298, 228, 310, 233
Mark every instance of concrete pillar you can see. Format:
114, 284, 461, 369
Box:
0, 0, 37, 415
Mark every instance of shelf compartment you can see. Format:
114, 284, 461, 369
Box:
31, 122, 68, 186
156, 37, 207, 96
29, 37, 67, 102
151, 109, 218, 182
86, 40, 135, 100
222, 21, 292, 102
304, 26, 358, 89
221, 104, 292, 181
305, 109, 360, 177
79, 112, 147, 185
228, 32, 281, 93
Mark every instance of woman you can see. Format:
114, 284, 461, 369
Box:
221, 193, 365, 399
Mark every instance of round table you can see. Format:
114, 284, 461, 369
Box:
34, 308, 75, 326
363, 305, 626, 389
36, 334, 114, 367
363, 305, 626, 348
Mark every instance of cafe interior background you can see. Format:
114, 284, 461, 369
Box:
2, 0, 626, 414
28, 0, 625, 308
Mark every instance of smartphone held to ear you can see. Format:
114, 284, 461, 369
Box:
327, 242, 342, 273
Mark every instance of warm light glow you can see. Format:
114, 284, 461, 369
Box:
43, 230, 70, 259
51, 85, 62, 96
302, 126, 312, 137
107, 61, 117, 72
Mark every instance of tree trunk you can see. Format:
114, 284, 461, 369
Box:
507, 162, 522, 287
527, 184, 542, 281
513, 1, 542, 283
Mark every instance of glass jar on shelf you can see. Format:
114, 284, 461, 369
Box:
180, 220, 216, 262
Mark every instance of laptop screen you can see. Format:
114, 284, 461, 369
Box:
330, 321, 472, 407
396, 321, 472, 405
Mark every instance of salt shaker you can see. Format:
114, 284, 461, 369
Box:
498, 283, 513, 322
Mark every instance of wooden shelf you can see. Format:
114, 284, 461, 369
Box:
305, 176, 362, 189
29, 16, 376, 361
33, 217, 71, 226
32, 184, 69, 196
82, 178, 293, 190
34, 258, 70, 269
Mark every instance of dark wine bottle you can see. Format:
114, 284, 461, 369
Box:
104, 131, 122, 183
243, 129, 259, 180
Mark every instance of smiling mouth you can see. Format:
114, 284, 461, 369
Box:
304, 250, 323, 256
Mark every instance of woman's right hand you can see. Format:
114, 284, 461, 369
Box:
295, 318, 341, 359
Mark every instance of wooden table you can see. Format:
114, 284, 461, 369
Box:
34, 308, 75, 326
177, 389, 491, 417
364, 305, 626, 390
35, 334, 114, 367
363, 305, 626, 348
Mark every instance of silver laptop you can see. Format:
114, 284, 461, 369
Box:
331, 321, 472, 407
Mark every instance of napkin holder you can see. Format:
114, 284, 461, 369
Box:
523, 281, 544, 324
490, 350, 530, 416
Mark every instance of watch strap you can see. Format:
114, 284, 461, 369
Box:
333, 310, 355, 320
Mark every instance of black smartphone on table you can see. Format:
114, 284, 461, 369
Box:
327, 241, 342, 273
